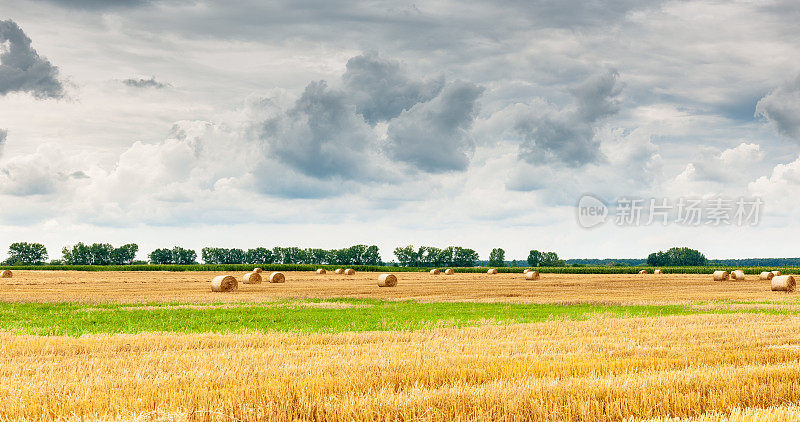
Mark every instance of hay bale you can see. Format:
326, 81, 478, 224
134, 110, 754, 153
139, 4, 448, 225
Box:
487, 269, 498, 275
713, 271, 729, 281
771, 275, 795, 292
772, 270, 782, 276
316, 268, 326, 274
242, 272, 262, 284
444, 269, 454, 275
430, 269, 440, 275
0, 270, 11, 278
731, 270, 745, 281
525, 271, 540, 280
269, 272, 285, 283
211, 275, 237, 292
335, 269, 344, 274
378, 273, 398, 287
638, 270, 647, 274
760, 271, 775, 280
253, 268, 263, 274
654, 269, 662, 274
344, 268, 355, 275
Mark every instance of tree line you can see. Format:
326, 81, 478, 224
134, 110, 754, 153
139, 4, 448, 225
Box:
1, 243, 383, 266
1, 242, 710, 268
646, 247, 707, 266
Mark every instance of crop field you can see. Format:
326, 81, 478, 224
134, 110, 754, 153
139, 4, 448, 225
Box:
1, 271, 800, 421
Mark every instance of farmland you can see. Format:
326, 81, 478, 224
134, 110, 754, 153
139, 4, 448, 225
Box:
1, 270, 800, 420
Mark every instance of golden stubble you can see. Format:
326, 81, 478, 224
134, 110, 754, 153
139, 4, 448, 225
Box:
1, 313, 800, 421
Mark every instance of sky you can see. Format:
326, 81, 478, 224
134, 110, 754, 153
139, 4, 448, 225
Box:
1, 0, 800, 262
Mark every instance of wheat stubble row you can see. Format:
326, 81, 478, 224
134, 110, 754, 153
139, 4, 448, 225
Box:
1, 313, 800, 420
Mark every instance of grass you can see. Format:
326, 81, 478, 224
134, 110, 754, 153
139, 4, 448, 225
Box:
0, 298, 719, 336
1, 263, 798, 274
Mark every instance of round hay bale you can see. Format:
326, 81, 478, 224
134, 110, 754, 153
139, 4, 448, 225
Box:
378, 273, 398, 287
771, 275, 795, 292
253, 268, 263, 274
760, 271, 775, 280
487, 269, 498, 275
0, 270, 12, 278
731, 270, 745, 281
316, 268, 326, 274
525, 271, 540, 280
269, 272, 285, 283
430, 269, 440, 275
654, 269, 662, 274
444, 269, 454, 275
335, 269, 344, 274
638, 270, 647, 274
713, 271, 729, 281
772, 270, 782, 276
344, 268, 355, 275
242, 272, 262, 284
211, 275, 237, 292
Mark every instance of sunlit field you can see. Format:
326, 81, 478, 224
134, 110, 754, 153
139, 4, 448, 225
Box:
1, 271, 799, 421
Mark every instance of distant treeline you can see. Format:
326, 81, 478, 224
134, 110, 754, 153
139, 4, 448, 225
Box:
707, 258, 800, 267
4, 241, 800, 268
565, 259, 647, 266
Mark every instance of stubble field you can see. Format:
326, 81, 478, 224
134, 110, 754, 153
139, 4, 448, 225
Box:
1, 270, 800, 421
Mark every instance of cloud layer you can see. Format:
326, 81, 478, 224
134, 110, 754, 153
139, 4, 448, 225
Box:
0, 20, 63, 99
2, 0, 800, 260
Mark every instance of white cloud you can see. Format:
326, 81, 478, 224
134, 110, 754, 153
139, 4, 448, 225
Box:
2, 0, 800, 260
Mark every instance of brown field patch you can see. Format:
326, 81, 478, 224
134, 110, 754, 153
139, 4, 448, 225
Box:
0, 270, 797, 305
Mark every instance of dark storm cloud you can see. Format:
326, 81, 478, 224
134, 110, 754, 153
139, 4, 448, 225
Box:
259, 80, 379, 181
756, 75, 800, 141
257, 53, 485, 187
385, 80, 484, 172
342, 52, 443, 125
515, 70, 621, 167
0, 20, 64, 99
123, 76, 167, 89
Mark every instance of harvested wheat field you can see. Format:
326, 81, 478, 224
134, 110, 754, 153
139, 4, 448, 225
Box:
0, 270, 796, 305
2, 313, 800, 421
2, 271, 800, 421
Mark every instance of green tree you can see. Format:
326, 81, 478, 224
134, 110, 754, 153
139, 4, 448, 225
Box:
6, 242, 48, 265
111, 244, 138, 265
62, 242, 92, 265
647, 247, 707, 266
452, 247, 478, 267
540, 251, 565, 266
527, 250, 543, 267
488, 248, 506, 267
149, 248, 173, 264
171, 246, 197, 264
88, 243, 114, 265
394, 245, 419, 267
246, 248, 274, 264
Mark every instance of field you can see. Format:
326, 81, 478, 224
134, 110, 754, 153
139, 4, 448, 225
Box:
2, 271, 800, 421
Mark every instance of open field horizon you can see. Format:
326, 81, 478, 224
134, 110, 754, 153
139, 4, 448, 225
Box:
1, 270, 799, 420
0, 270, 797, 305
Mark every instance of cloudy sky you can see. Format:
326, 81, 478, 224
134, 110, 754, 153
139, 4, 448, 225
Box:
1, 0, 800, 262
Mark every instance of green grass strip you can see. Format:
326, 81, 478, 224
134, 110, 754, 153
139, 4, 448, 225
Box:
0, 298, 766, 336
